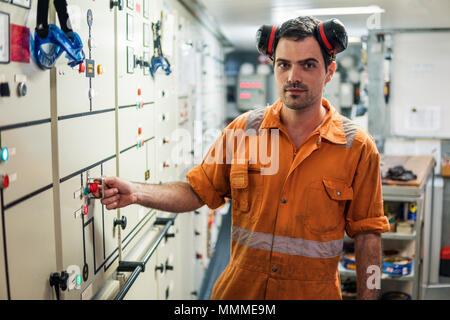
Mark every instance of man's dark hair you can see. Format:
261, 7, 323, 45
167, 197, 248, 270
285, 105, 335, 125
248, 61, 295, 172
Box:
275, 16, 334, 71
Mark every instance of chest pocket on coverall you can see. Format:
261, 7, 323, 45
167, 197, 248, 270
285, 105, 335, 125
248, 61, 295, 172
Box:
306, 177, 353, 234
230, 163, 264, 222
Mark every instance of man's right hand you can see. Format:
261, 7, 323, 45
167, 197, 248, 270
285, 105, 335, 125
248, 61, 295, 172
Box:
94, 176, 138, 210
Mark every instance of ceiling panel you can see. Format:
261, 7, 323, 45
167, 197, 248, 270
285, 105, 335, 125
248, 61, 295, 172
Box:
197, 0, 450, 50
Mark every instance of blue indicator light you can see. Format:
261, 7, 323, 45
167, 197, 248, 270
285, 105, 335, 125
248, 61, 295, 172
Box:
1, 148, 8, 162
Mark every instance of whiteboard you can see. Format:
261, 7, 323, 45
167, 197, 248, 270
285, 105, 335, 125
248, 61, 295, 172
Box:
390, 32, 450, 138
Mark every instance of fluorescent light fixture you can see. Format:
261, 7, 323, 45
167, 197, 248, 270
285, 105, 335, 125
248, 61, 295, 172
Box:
294, 6, 385, 16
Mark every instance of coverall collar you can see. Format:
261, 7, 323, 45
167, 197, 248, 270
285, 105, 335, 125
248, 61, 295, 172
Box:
260, 98, 347, 145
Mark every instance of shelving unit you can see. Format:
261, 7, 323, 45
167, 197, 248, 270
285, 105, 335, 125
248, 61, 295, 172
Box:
340, 155, 435, 299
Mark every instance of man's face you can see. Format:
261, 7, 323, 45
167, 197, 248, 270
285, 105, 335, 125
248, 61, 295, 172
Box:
274, 36, 335, 111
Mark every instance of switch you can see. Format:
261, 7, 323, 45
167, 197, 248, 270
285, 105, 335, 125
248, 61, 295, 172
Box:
0, 82, 10, 97
17, 82, 27, 97
195, 230, 200, 236
1, 175, 9, 189
113, 216, 127, 230
79, 62, 86, 73
155, 263, 164, 274
162, 138, 168, 144
97, 64, 103, 75
1, 147, 8, 162
89, 183, 98, 193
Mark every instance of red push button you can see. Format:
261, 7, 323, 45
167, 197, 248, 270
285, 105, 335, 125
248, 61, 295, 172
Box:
1, 175, 9, 189
89, 183, 98, 193
79, 62, 86, 73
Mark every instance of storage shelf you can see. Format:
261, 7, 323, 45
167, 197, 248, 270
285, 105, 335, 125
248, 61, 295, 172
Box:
344, 231, 416, 241
339, 262, 415, 281
382, 231, 416, 240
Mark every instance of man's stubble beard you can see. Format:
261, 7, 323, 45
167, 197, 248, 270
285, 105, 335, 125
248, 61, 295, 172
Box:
281, 90, 318, 111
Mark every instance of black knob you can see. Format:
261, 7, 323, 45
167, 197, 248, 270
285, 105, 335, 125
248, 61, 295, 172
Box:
165, 233, 175, 241
165, 260, 174, 271
59, 271, 69, 291
155, 263, 164, 273
114, 216, 127, 230
110, 0, 123, 10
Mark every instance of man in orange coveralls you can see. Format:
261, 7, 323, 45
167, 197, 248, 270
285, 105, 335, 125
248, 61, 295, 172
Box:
98, 16, 390, 300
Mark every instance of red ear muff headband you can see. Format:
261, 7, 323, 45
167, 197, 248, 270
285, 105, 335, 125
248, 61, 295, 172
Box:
267, 25, 278, 56
318, 22, 334, 54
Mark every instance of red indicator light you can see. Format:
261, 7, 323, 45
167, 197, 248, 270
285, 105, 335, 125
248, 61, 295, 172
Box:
239, 92, 251, 100
83, 205, 88, 215
89, 183, 98, 193
138, 88, 142, 96
138, 127, 142, 135
2, 175, 9, 189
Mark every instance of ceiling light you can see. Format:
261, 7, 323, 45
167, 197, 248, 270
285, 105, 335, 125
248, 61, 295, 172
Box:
294, 6, 385, 16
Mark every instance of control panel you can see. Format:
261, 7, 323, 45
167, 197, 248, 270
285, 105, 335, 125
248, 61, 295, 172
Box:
0, 0, 226, 300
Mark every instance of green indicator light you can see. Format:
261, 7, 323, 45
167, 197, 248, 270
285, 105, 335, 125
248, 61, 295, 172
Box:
76, 275, 82, 286
83, 187, 88, 196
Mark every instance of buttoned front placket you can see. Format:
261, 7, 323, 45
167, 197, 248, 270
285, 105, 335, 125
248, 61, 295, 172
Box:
265, 130, 323, 289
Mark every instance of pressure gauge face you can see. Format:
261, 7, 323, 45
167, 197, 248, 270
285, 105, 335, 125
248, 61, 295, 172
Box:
0, 12, 10, 64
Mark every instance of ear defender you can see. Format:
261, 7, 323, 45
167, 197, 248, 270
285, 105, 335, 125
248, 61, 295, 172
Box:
256, 18, 348, 59
315, 18, 348, 56
256, 25, 279, 59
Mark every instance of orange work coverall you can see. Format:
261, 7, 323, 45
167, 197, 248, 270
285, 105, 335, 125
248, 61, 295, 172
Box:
187, 98, 390, 299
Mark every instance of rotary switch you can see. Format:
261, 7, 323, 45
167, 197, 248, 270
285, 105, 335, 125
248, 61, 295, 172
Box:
89, 183, 98, 193
17, 83, 27, 97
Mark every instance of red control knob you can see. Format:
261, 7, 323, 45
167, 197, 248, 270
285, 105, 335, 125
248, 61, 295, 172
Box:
89, 183, 98, 193
1, 175, 9, 189
79, 62, 86, 73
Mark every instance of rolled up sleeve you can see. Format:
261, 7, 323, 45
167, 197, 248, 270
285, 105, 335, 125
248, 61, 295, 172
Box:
345, 137, 390, 238
186, 129, 232, 210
